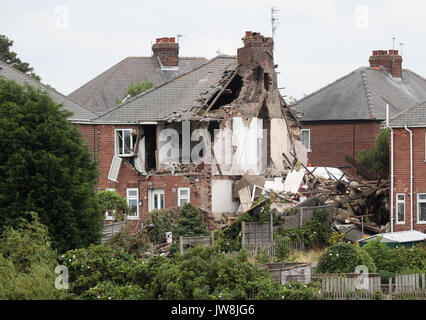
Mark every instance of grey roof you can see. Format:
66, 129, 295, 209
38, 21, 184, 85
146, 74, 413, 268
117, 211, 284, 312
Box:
94, 56, 238, 124
357, 230, 426, 243
69, 56, 208, 114
0, 60, 96, 121
389, 100, 426, 127
292, 67, 426, 122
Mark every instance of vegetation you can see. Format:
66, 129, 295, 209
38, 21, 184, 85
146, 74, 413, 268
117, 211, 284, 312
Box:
116, 78, 154, 105
0, 35, 41, 81
358, 128, 389, 179
96, 190, 129, 222
0, 78, 103, 253
0, 213, 65, 299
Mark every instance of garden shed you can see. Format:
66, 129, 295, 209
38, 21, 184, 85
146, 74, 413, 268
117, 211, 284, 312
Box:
357, 230, 426, 248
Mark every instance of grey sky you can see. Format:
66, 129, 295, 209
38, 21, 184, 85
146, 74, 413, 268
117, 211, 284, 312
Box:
1, 0, 425, 100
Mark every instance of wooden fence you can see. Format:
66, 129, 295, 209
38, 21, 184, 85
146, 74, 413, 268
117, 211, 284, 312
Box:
391, 273, 426, 299
179, 232, 215, 254
101, 221, 126, 242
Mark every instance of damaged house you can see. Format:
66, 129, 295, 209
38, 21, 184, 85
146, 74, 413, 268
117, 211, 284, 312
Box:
79, 32, 305, 228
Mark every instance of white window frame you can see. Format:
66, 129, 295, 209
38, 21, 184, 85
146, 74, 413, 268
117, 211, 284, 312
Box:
300, 129, 311, 152
115, 129, 134, 157
108, 156, 122, 182
178, 188, 191, 207
417, 193, 426, 224
396, 193, 405, 224
126, 188, 139, 220
148, 189, 165, 212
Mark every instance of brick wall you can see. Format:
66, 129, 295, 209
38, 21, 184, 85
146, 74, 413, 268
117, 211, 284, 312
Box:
302, 121, 381, 172
91, 124, 211, 228
393, 127, 426, 233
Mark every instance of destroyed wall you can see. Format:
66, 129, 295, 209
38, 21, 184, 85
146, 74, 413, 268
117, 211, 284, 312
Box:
393, 127, 426, 233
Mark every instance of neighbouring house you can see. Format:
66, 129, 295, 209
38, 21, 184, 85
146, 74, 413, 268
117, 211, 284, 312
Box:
79, 32, 305, 229
68, 37, 207, 114
292, 50, 426, 174
389, 100, 426, 233
0, 60, 98, 160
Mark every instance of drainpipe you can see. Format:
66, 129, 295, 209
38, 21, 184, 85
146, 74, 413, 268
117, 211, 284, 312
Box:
386, 104, 394, 233
404, 125, 414, 231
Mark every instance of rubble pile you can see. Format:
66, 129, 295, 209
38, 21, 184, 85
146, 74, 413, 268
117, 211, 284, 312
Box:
232, 162, 390, 242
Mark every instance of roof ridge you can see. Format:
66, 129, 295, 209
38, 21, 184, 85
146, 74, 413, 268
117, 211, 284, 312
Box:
0, 60, 95, 117
292, 68, 360, 107
360, 68, 377, 119
69, 57, 132, 105
94, 55, 237, 121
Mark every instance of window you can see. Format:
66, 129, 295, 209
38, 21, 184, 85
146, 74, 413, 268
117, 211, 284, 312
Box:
178, 188, 190, 207
149, 189, 165, 212
108, 156, 122, 182
115, 129, 135, 156
127, 188, 139, 220
105, 209, 116, 221
396, 194, 405, 224
417, 193, 426, 224
300, 129, 311, 152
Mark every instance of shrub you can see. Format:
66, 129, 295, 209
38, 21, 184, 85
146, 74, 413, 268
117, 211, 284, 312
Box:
96, 190, 129, 222
78, 281, 147, 300
316, 242, 376, 274
0, 213, 66, 299
145, 207, 180, 244
279, 281, 322, 300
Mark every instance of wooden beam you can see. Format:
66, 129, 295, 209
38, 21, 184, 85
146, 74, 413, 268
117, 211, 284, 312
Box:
202, 71, 238, 118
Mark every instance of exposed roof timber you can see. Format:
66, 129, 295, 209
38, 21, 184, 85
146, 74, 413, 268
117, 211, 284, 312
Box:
202, 70, 238, 118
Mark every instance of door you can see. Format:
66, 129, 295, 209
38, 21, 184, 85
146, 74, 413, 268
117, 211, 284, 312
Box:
149, 189, 165, 212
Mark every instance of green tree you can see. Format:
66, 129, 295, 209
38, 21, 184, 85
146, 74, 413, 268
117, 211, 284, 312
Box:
96, 190, 129, 222
116, 78, 154, 104
175, 203, 208, 237
0, 35, 41, 81
0, 78, 103, 253
0, 213, 66, 299
358, 128, 389, 179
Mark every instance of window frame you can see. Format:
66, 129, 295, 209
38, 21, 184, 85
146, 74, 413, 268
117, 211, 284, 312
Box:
105, 188, 117, 221
149, 189, 165, 212
115, 128, 135, 157
300, 129, 311, 152
178, 187, 191, 207
417, 193, 426, 224
126, 188, 139, 220
395, 193, 405, 224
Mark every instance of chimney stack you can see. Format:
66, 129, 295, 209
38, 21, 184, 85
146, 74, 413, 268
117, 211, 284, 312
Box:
237, 31, 274, 69
369, 49, 403, 78
152, 37, 179, 67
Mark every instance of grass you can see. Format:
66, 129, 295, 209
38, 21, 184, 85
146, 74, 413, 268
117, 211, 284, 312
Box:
288, 248, 328, 266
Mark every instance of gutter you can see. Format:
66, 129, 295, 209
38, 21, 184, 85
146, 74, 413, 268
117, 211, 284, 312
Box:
404, 125, 414, 231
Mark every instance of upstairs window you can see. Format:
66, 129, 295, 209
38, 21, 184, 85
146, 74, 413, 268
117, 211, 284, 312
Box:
396, 194, 405, 224
417, 194, 426, 223
178, 188, 190, 207
300, 129, 311, 152
115, 129, 135, 156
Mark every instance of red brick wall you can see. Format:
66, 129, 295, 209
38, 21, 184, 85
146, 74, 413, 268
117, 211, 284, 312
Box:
302, 121, 381, 171
393, 127, 426, 233
92, 124, 211, 228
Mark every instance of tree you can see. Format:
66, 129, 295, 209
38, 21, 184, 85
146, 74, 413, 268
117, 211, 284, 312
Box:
0, 213, 66, 299
116, 78, 154, 104
0, 35, 41, 81
358, 128, 389, 179
0, 78, 103, 253
175, 203, 208, 237
96, 190, 129, 222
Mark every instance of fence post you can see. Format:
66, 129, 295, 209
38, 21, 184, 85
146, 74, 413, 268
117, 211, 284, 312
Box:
179, 236, 184, 254
422, 273, 425, 291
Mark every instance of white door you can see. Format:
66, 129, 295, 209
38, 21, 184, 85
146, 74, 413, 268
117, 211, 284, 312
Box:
149, 189, 165, 212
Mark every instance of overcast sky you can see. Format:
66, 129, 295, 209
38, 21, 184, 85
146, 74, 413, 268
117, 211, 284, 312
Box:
1, 0, 425, 100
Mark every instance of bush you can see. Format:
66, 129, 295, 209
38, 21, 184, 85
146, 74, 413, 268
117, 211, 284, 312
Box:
0, 213, 66, 299
279, 281, 322, 300
105, 225, 149, 256
96, 190, 129, 222
78, 281, 147, 300
316, 242, 376, 274
145, 207, 180, 244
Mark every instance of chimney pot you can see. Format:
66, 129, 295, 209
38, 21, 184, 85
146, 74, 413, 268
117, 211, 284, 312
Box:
245, 31, 252, 37
369, 49, 402, 78
169, 37, 175, 43
152, 37, 179, 67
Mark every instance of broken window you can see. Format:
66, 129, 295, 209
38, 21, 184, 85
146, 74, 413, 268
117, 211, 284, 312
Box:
108, 156, 122, 182
259, 102, 271, 166
143, 125, 157, 171
178, 188, 190, 207
115, 129, 136, 156
300, 129, 311, 152
127, 188, 139, 219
